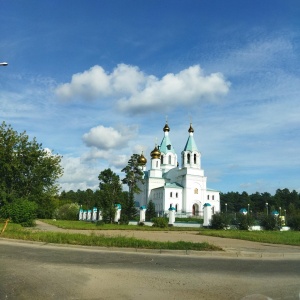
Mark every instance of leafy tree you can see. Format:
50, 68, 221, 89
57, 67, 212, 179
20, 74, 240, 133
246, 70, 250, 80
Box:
146, 200, 156, 221
0, 122, 63, 216
0, 198, 37, 227
261, 215, 278, 230
54, 203, 80, 220
98, 168, 122, 223
210, 212, 230, 229
235, 213, 255, 230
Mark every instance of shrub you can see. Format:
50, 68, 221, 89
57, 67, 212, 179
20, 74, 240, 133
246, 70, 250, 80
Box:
119, 214, 129, 225
96, 220, 105, 226
261, 215, 278, 230
0, 199, 37, 227
287, 214, 300, 231
152, 217, 168, 228
210, 213, 230, 229
54, 203, 80, 220
235, 214, 255, 230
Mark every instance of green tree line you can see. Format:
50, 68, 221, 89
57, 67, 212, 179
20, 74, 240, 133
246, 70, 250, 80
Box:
220, 189, 300, 215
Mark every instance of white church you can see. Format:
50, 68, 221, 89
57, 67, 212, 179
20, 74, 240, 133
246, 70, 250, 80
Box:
135, 122, 220, 217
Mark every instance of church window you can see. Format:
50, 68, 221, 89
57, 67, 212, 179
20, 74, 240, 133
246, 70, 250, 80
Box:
207, 195, 210, 200
161, 155, 164, 164
187, 153, 190, 164
168, 155, 171, 164
194, 188, 198, 194
175, 204, 178, 212
194, 154, 197, 164
170, 192, 172, 197
156, 161, 158, 168
176, 192, 178, 198
212, 195, 215, 200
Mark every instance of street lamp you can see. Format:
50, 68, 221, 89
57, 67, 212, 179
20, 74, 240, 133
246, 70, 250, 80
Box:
225, 203, 227, 214
0, 62, 8, 66
266, 202, 268, 216
247, 203, 250, 214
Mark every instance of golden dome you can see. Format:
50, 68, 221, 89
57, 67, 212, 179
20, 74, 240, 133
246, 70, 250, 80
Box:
163, 123, 170, 132
188, 123, 194, 133
138, 152, 147, 165
150, 145, 161, 159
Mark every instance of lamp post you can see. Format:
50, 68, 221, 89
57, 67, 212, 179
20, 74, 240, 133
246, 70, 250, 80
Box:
284, 209, 286, 224
247, 203, 250, 214
266, 202, 268, 216
279, 206, 282, 228
225, 203, 227, 214
0, 62, 8, 66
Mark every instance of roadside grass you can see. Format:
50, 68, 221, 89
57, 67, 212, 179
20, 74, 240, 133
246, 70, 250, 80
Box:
0, 222, 220, 251
42, 219, 200, 231
198, 229, 300, 246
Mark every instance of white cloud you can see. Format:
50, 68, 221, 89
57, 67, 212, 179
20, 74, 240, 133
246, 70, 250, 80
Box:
58, 156, 100, 191
118, 65, 230, 113
82, 124, 138, 150
55, 64, 230, 114
55, 64, 146, 101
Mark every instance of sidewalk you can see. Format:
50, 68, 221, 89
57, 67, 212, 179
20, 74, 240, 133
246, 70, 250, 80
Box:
33, 220, 300, 259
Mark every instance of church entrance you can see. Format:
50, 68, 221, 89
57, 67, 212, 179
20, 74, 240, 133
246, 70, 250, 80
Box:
192, 204, 200, 216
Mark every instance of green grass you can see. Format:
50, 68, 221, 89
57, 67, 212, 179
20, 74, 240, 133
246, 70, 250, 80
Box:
43, 219, 200, 231
0, 222, 220, 251
198, 229, 300, 246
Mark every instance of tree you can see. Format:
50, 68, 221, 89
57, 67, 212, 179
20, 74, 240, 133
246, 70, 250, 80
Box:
146, 200, 156, 221
121, 154, 144, 221
121, 154, 144, 198
98, 168, 122, 223
0, 122, 63, 219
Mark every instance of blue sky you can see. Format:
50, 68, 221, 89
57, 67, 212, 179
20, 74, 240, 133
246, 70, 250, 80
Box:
1, 0, 300, 194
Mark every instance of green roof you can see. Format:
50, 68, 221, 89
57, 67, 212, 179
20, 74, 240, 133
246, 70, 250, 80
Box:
160, 135, 175, 154
183, 135, 198, 152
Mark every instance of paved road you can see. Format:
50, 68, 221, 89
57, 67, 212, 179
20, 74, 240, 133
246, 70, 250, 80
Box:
1, 238, 300, 300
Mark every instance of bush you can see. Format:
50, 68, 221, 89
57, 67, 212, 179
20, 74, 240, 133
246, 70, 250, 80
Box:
0, 199, 37, 227
235, 214, 255, 230
53, 203, 80, 220
261, 215, 278, 230
119, 214, 129, 225
96, 220, 105, 226
210, 213, 230, 229
152, 217, 168, 228
287, 214, 300, 231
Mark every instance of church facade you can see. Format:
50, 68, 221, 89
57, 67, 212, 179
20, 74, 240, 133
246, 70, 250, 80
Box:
135, 122, 220, 217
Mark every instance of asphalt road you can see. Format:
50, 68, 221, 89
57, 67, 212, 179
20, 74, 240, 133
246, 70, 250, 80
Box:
0, 239, 299, 300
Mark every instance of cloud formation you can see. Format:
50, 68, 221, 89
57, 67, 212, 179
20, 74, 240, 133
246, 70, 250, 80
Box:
82, 124, 137, 150
56, 64, 230, 114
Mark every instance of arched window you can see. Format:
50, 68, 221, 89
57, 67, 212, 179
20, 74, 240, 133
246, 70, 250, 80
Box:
175, 204, 178, 212
168, 155, 171, 164
194, 154, 197, 164
176, 192, 178, 198
156, 161, 158, 168
187, 153, 190, 164
161, 155, 164, 164
170, 192, 172, 197
194, 188, 198, 194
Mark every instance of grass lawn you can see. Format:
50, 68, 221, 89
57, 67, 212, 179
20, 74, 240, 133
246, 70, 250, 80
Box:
42, 219, 200, 231
0, 222, 220, 251
198, 229, 300, 246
